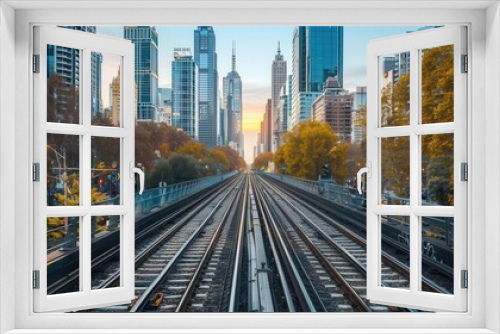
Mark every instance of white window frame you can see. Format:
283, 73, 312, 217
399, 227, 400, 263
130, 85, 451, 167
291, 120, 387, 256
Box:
365, 26, 467, 312
0, 1, 498, 333
33, 26, 136, 312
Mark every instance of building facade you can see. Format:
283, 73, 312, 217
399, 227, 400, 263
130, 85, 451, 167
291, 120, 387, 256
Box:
48, 26, 102, 118
312, 77, 352, 142
262, 99, 272, 153
286, 74, 293, 131
222, 44, 243, 156
194, 26, 218, 148
276, 84, 289, 148
171, 48, 198, 140
111, 68, 120, 126
271, 42, 287, 152
124, 26, 159, 121
292, 92, 322, 125
350, 86, 367, 144
157, 88, 172, 125
292, 26, 344, 128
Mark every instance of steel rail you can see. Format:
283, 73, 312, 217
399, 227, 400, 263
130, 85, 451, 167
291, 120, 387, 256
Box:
265, 174, 454, 279
259, 177, 371, 312
228, 177, 249, 312
48, 174, 238, 294
249, 175, 296, 312
252, 176, 318, 312
91, 175, 241, 290
264, 175, 449, 295
176, 179, 246, 312
129, 176, 243, 312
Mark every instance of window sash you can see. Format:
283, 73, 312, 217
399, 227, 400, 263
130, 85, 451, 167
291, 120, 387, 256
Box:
366, 26, 467, 312
33, 26, 136, 313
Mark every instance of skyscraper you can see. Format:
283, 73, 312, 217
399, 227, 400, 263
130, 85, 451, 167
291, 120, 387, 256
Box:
223, 43, 243, 156
262, 99, 272, 153
48, 26, 102, 118
111, 68, 121, 126
157, 88, 172, 125
194, 26, 218, 148
172, 48, 198, 140
124, 26, 159, 121
218, 94, 226, 146
312, 76, 352, 142
292, 26, 344, 127
271, 42, 287, 152
350, 86, 367, 144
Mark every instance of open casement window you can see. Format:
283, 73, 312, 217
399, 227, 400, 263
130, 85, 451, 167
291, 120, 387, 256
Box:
364, 26, 467, 312
33, 26, 137, 312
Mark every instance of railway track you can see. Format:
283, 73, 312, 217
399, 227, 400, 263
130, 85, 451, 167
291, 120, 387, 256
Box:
51, 170, 453, 313
261, 173, 454, 292
254, 174, 450, 312
91, 174, 246, 312
48, 174, 239, 295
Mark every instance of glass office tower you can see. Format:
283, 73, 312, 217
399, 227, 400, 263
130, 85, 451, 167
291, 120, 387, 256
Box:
194, 26, 218, 148
172, 49, 198, 140
124, 26, 159, 121
292, 26, 344, 127
48, 26, 102, 118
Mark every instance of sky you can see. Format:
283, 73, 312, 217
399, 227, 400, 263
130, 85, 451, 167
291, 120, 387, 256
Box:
96, 26, 420, 164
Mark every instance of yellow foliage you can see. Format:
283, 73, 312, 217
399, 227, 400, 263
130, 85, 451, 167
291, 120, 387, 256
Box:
274, 120, 349, 183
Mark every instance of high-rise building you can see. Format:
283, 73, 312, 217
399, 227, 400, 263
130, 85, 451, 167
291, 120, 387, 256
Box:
48, 26, 102, 117
262, 99, 272, 153
223, 43, 243, 155
292, 92, 322, 126
124, 26, 159, 121
350, 86, 367, 144
312, 77, 352, 142
194, 26, 218, 148
171, 48, 198, 140
286, 75, 293, 131
218, 94, 226, 146
271, 42, 287, 152
111, 68, 121, 126
276, 84, 289, 148
157, 88, 172, 125
292, 26, 344, 127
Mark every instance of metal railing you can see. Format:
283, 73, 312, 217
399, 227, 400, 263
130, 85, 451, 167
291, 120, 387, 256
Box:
265, 173, 367, 213
47, 171, 238, 256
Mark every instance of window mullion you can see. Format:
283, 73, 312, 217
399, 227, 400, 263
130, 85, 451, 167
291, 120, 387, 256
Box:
409, 47, 420, 295
81, 48, 92, 294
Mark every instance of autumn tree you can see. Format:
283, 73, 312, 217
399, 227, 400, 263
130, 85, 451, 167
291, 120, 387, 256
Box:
177, 141, 209, 160
252, 152, 274, 170
379, 45, 454, 205
421, 45, 454, 205
274, 120, 349, 183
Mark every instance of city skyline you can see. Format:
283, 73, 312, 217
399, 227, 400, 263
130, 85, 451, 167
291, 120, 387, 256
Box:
95, 25, 420, 163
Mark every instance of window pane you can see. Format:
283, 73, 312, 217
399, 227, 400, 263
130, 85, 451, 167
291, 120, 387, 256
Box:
421, 45, 454, 124
91, 137, 121, 205
421, 216, 454, 294
91, 216, 121, 290
47, 44, 80, 124
381, 137, 410, 205
47, 133, 80, 206
47, 216, 80, 294
422, 133, 454, 206
92, 53, 122, 127
380, 52, 410, 127
380, 215, 410, 289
